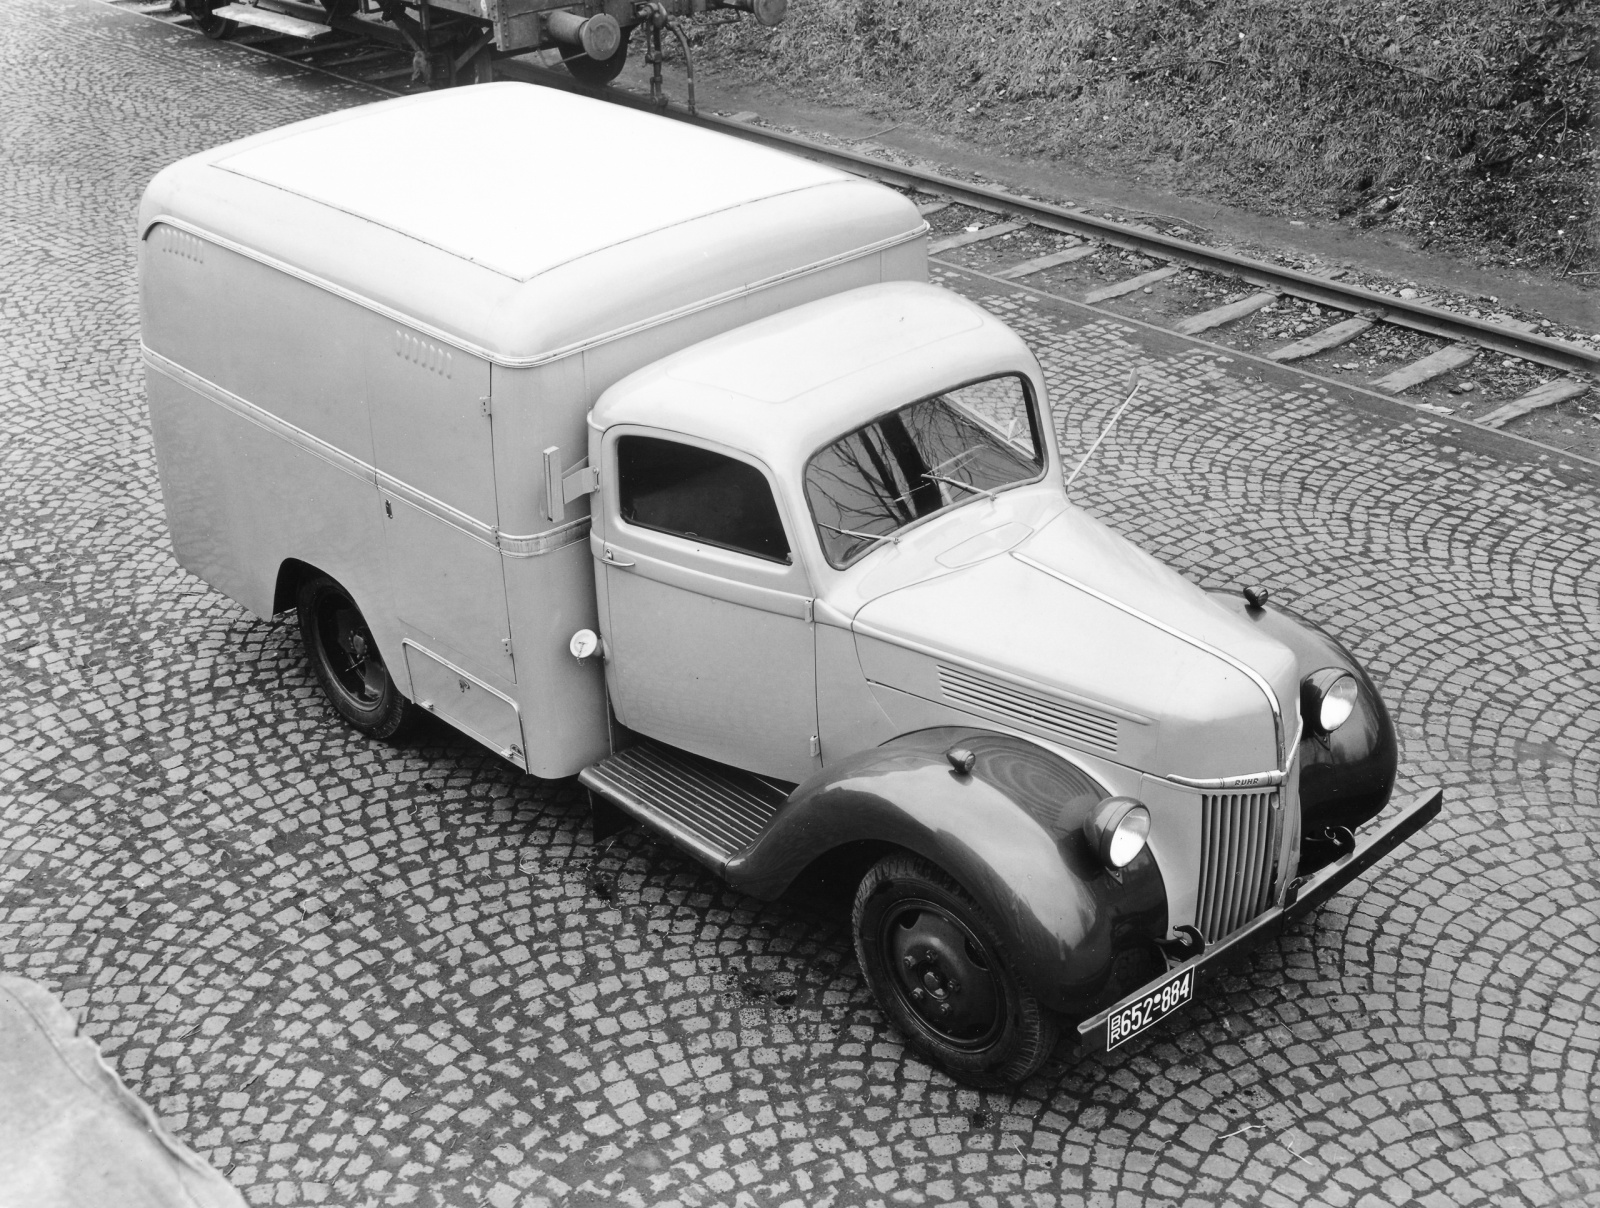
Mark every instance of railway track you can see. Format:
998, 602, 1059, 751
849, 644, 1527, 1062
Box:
107, 0, 1600, 463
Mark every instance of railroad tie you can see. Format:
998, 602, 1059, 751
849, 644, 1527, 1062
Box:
1370, 342, 1479, 393
994, 243, 1099, 280
1174, 291, 1280, 336
1082, 264, 1181, 304
1476, 377, 1592, 430
916, 199, 952, 217
928, 220, 1030, 255
1268, 313, 1380, 362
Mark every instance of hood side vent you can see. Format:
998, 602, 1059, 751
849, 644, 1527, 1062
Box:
938, 664, 1119, 755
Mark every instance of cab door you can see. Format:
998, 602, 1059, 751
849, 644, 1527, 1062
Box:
595, 430, 819, 783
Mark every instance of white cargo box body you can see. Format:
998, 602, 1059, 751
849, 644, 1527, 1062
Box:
139, 83, 927, 777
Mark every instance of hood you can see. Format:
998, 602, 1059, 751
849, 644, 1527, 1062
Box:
850, 507, 1300, 779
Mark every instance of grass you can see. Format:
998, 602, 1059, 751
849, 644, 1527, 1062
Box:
694, 0, 1597, 277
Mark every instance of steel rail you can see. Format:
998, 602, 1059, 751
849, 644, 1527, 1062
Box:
497, 59, 1599, 382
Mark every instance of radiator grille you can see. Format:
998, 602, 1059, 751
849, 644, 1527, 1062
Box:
937, 664, 1118, 754
1195, 789, 1279, 941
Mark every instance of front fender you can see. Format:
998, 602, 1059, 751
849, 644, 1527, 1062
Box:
1206, 591, 1398, 834
725, 728, 1168, 1016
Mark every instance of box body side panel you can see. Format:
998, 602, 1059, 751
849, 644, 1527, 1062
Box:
143, 224, 374, 464
141, 231, 391, 649
503, 540, 610, 778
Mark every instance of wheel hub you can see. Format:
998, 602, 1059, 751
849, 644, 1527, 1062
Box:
884, 901, 1002, 1046
321, 602, 384, 708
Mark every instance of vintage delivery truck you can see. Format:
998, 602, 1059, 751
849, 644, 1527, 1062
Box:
140, 82, 1440, 1086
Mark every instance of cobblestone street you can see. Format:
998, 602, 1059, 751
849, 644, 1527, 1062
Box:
1, 1, 1597, 1205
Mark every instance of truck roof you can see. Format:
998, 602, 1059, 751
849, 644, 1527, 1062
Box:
590, 282, 1042, 467
138, 83, 924, 367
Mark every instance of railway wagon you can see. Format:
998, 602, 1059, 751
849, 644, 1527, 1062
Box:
141, 83, 1439, 1086
184, 0, 784, 89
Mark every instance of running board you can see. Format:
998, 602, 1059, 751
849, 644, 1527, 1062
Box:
579, 742, 789, 871
214, 4, 333, 38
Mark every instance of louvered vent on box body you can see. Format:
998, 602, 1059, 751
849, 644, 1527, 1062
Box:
1195, 789, 1279, 941
937, 664, 1119, 755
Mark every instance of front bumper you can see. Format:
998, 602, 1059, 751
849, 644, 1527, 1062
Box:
1075, 787, 1443, 1057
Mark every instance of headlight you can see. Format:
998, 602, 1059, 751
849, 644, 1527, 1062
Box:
1302, 668, 1358, 734
1083, 797, 1150, 869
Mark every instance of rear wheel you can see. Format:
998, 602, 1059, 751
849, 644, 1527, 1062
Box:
561, 26, 630, 85
296, 575, 414, 740
853, 852, 1058, 1087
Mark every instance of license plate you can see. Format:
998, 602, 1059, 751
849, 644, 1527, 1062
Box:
1105, 967, 1195, 1050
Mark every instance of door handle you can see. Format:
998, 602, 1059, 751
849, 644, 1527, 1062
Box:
603, 544, 635, 568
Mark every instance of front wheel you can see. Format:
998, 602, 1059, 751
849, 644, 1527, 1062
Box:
296, 575, 415, 740
852, 852, 1058, 1088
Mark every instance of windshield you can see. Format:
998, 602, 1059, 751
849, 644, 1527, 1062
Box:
804, 373, 1044, 568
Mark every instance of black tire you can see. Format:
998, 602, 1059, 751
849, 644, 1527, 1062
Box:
296, 575, 414, 740
853, 852, 1058, 1088
184, 0, 236, 39
560, 27, 630, 86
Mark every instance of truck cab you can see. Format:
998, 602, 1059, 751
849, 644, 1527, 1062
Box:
588, 282, 1053, 783
573, 280, 1436, 1085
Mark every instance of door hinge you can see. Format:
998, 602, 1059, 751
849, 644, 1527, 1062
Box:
809, 735, 820, 758
544, 446, 598, 524
563, 463, 599, 502
501, 637, 513, 659
480, 395, 492, 417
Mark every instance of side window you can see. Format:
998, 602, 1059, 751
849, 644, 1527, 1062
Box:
616, 436, 791, 564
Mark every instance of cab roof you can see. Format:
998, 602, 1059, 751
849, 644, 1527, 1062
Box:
138, 83, 923, 366
589, 282, 1043, 469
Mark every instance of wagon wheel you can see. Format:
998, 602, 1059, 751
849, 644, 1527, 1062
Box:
461, 44, 495, 85
184, 0, 236, 39
561, 25, 630, 86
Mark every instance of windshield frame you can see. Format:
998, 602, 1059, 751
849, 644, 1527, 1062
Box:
802, 372, 1048, 570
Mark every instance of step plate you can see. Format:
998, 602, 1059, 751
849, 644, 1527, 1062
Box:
213, 4, 333, 38
579, 743, 788, 868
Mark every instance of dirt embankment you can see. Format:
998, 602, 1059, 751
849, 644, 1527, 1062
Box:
696, 0, 1597, 279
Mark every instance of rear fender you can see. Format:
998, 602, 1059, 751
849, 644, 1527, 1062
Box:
725, 727, 1168, 1014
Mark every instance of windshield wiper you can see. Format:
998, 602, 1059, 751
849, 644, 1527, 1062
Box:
817, 521, 900, 548
923, 472, 997, 501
